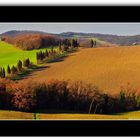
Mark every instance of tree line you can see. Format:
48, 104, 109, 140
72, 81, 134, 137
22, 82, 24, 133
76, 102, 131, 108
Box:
1, 34, 80, 50
0, 58, 31, 79
36, 48, 57, 63
36, 39, 79, 63
0, 79, 139, 114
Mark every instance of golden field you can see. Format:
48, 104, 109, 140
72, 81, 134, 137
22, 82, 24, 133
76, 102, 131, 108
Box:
1, 110, 140, 120
22, 45, 140, 95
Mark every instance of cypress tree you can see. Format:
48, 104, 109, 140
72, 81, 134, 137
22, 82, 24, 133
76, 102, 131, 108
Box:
11, 65, 17, 75
26, 58, 30, 68
2, 67, 5, 78
90, 39, 94, 48
0, 67, 2, 78
17, 60, 22, 71
23, 58, 30, 68
45, 49, 49, 57
94, 41, 96, 46
39, 51, 43, 60
36, 52, 39, 63
72, 39, 77, 48
7, 65, 11, 74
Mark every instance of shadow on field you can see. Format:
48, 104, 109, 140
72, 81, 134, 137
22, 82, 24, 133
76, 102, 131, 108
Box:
16, 65, 50, 80
46, 55, 67, 63
33, 65, 50, 71
47, 49, 79, 64
47, 53, 76, 64
15, 48, 79, 80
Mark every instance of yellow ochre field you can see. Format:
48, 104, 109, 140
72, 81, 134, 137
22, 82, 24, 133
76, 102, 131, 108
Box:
24, 45, 140, 95
1, 110, 140, 120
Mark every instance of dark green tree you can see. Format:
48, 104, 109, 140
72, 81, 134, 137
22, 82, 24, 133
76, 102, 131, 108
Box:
11, 65, 17, 75
90, 39, 94, 48
45, 49, 49, 57
2, 68, 5, 78
26, 58, 30, 68
94, 40, 96, 46
72, 39, 79, 48
17, 60, 22, 71
23, 58, 30, 68
0, 67, 2, 78
7, 65, 11, 74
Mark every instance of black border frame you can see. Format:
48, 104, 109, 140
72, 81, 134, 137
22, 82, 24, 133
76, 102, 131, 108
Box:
0, 6, 140, 136
0, 6, 140, 22
1, 120, 140, 136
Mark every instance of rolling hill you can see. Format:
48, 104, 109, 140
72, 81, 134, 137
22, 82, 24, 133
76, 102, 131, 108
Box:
0, 41, 56, 69
21, 45, 140, 94
59, 32, 140, 45
0, 30, 48, 37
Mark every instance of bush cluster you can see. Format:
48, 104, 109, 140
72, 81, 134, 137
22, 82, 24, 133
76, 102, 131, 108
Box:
0, 79, 139, 114
1, 34, 59, 50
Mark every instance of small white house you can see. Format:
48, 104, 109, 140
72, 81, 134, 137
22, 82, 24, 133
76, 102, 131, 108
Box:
132, 42, 138, 45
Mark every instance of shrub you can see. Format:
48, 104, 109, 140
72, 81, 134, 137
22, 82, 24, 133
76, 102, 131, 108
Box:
0, 79, 13, 109
10, 81, 37, 111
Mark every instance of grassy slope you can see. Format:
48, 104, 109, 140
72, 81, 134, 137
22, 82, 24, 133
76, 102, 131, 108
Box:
73, 35, 108, 44
22, 46, 140, 94
0, 110, 140, 120
0, 41, 57, 69
89, 37, 110, 44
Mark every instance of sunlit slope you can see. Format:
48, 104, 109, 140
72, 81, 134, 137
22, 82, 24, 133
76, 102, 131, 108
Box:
26, 46, 140, 94
0, 41, 47, 68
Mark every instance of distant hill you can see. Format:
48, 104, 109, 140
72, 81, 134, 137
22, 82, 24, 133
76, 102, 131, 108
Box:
59, 32, 140, 46
0, 30, 49, 37
0, 31, 60, 50
1, 30, 140, 46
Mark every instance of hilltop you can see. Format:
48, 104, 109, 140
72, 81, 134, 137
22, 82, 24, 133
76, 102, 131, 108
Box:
0, 30, 48, 37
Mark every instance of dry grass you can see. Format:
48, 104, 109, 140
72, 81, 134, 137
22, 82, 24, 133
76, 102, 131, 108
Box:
0, 110, 33, 120
38, 111, 140, 120
22, 46, 140, 95
37, 113, 127, 120
1, 110, 140, 120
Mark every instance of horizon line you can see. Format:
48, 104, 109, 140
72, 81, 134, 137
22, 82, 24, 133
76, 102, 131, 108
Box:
1, 29, 140, 36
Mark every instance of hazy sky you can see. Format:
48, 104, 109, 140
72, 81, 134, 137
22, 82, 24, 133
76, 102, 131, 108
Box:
1, 23, 140, 35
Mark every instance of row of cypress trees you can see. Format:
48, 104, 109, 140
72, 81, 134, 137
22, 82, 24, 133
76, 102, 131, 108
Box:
0, 67, 5, 78
36, 48, 57, 63
0, 58, 31, 79
90, 39, 97, 48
